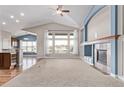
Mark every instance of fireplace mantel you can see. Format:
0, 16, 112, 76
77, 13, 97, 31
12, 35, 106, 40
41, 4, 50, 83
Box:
83, 35, 121, 45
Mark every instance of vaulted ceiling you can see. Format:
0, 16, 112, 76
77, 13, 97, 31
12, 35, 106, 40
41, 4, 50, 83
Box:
0, 5, 93, 36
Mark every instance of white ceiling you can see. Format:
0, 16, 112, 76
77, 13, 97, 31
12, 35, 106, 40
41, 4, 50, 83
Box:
0, 5, 93, 36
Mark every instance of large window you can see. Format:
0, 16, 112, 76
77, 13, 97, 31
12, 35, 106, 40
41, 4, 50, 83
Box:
54, 33, 68, 54
46, 31, 78, 55
55, 39, 68, 54
22, 41, 37, 53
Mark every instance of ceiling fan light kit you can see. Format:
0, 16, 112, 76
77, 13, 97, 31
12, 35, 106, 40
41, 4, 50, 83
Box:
56, 9, 62, 14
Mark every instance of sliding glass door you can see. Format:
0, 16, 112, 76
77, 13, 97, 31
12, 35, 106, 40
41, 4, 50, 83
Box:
46, 31, 78, 56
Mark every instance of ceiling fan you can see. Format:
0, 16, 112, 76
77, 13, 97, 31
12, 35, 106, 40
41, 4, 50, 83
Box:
51, 5, 70, 16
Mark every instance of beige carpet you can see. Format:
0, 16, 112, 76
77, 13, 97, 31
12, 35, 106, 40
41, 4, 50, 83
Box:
2, 59, 124, 87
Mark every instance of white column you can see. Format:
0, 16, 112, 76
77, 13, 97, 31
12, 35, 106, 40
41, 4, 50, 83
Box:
73, 30, 78, 55
68, 32, 70, 55
45, 31, 48, 55
52, 32, 55, 55
19, 40, 23, 66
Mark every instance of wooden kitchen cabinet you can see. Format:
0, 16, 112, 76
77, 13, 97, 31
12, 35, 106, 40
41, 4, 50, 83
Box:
0, 53, 16, 69
0, 54, 3, 67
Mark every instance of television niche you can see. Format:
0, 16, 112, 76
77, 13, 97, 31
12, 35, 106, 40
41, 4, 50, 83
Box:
84, 45, 92, 57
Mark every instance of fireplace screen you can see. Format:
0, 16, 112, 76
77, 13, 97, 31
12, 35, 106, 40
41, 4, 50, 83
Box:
97, 50, 107, 65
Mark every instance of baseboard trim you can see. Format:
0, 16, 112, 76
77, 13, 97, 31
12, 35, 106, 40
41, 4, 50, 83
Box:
80, 56, 93, 65
44, 55, 79, 59
80, 57, 84, 61
110, 73, 118, 78
118, 76, 124, 81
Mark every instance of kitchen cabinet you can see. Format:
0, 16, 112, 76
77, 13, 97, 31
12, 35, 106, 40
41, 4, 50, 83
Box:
0, 53, 17, 69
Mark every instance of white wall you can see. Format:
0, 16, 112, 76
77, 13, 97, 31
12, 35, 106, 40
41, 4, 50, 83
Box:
87, 6, 111, 41
117, 6, 124, 35
2, 31, 11, 49
117, 6, 124, 79
26, 23, 78, 58
0, 30, 11, 52
118, 36, 124, 78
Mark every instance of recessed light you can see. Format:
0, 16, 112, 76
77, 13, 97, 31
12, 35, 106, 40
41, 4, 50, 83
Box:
2, 22, 6, 25
16, 20, 20, 23
20, 12, 24, 16
10, 15, 14, 19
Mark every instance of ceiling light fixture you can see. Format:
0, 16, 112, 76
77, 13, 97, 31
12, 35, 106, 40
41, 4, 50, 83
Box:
20, 12, 24, 16
16, 20, 20, 23
2, 22, 6, 25
10, 15, 14, 19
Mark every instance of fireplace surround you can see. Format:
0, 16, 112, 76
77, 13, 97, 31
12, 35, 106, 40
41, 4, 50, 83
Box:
97, 49, 107, 65
95, 43, 111, 74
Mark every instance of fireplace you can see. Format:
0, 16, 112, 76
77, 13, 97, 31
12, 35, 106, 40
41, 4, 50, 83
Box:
97, 49, 107, 65
95, 43, 111, 74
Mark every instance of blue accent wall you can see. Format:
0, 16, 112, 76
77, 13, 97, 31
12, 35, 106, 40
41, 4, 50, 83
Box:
83, 5, 105, 42
17, 34, 37, 41
82, 5, 118, 75
83, 5, 105, 26
84, 45, 92, 56
92, 44, 95, 64
83, 5, 105, 65
84, 25, 88, 41
111, 5, 118, 74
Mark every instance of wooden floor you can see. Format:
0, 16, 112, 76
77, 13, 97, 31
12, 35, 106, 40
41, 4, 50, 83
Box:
0, 69, 21, 85
0, 56, 36, 86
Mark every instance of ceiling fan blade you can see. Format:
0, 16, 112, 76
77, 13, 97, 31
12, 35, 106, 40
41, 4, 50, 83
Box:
58, 5, 63, 10
62, 10, 70, 12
